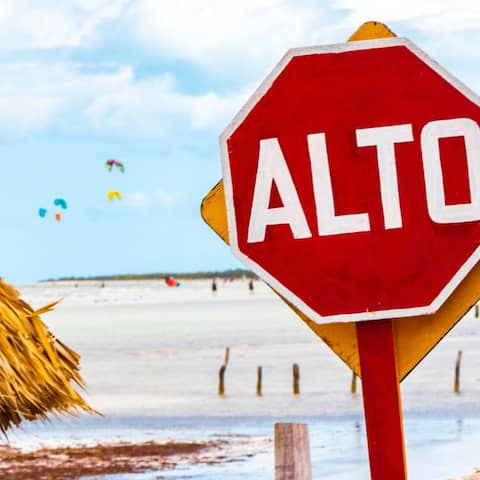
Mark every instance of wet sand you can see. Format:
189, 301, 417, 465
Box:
0, 439, 233, 479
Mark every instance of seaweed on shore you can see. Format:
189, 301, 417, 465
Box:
0, 440, 225, 479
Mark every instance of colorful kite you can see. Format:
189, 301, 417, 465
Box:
53, 198, 67, 209
106, 159, 124, 173
107, 190, 122, 201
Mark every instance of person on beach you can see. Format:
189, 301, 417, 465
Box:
248, 279, 254, 295
211, 278, 217, 296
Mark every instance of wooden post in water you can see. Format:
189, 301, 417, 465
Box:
454, 350, 462, 394
218, 347, 230, 396
218, 365, 226, 396
224, 346, 230, 365
275, 423, 312, 480
292, 363, 300, 395
256, 366, 263, 396
350, 371, 357, 394
475, 304, 479, 319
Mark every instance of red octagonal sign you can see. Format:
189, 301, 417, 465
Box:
221, 38, 480, 323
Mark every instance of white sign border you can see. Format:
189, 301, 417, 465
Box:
220, 37, 480, 324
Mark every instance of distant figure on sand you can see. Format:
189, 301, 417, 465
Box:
248, 279, 254, 295
211, 278, 217, 296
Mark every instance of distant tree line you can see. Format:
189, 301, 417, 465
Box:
44, 269, 257, 282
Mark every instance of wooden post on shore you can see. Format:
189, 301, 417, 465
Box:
257, 366, 263, 396
454, 350, 462, 394
218, 347, 230, 396
475, 304, 479, 318
292, 363, 300, 395
275, 423, 312, 480
350, 371, 357, 394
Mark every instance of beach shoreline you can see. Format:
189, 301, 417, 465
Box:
8, 279, 480, 479
0, 436, 270, 479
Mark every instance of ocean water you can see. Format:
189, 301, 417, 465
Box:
8, 279, 480, 479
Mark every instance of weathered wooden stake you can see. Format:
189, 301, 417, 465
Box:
350, 370, 357, 394
292, 363, 300, 395
218, 347, 230, 396
275, 423, 312, 480
454, 350, 462, 394
224, 346, 230, 365
475, 304, 479, 318
218, 365, 226, 396
256, 366, 263, 396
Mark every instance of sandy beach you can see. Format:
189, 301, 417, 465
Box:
6, 278, 480, 479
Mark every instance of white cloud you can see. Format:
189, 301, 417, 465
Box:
84, 72, 250, 137
124, 189, 179, 208
0, 62, 131, 133
127, 0, 480, 82
129, 0, 339, 73
0, 1, 478, 72
125, 192, 150, 207
0, 0, 130, 50
0, 95, 61, 133
0, 61, 248, 136
0, 0, 478, 138
154, 189, 179, 207
333, 1, 480, 32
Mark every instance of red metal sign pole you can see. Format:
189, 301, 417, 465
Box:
357, 319, 407, 480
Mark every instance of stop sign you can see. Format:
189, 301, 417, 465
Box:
221, 37, 480, 324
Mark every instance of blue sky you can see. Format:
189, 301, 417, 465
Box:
1, 0, 480, 283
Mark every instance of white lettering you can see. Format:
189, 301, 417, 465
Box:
356, 124, 413, 229
421, 118, 480, 223
246, 119, 480, 243
308, 132, 370, 235
247, 138, 312, 243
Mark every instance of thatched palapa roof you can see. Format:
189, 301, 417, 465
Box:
0, 279, 93, 431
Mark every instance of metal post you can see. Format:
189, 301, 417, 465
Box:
357, 319, 407, 480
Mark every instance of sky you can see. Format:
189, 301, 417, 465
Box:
2, 0, 480, 283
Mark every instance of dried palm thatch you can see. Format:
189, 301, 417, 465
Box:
0, 279, 94, 432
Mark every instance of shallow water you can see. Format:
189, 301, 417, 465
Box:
11, 279, 480, 479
